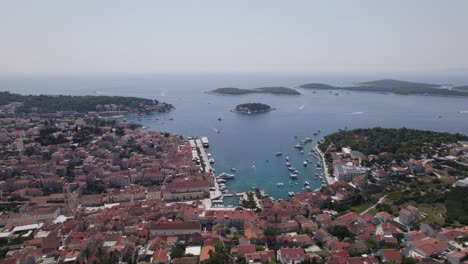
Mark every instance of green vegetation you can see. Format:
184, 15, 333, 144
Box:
242, 192, 258, 209
233, 103, 273, 113
318, 127, 467, 161
299, 79, 468, 97
0, 91, 173, 114
208, 86, 301, 95
445, 187, 468, 225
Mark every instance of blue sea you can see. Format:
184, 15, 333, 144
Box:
1, 73, 468, 201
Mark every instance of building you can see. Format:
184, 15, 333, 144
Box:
333, 164, 367, 182
149, 222, 200, 237
277, 247, 305, 264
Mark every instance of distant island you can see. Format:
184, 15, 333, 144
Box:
0, 91, 174, 117
300, 79, 468, 97
208, 86, 301, 95
232, 103, 274, 114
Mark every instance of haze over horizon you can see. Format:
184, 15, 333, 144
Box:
2, 0, 468, 76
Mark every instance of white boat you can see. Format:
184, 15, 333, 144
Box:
290, 173, 298, 179
285, 156, 289, 161
217, 173, 235, 179
276, 152, 283, 156
305, 186, 311, 190
201, 137, 209, 147
303, 161, 308, 166
304, 181, 310, 185
288, 192, 295, 197
288, 167, 295, 172
231, 168, 236, 172
216, 179, 226, 183
276, 182, 284, 187
235, 193, 244, 197
286, 162, 291, 167
208, 158, 215, 163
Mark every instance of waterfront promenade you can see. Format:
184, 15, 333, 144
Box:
314, 144, 336, 185
195, 139, 222, 200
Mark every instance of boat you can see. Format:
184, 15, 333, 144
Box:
305, 186, 311, 190
201, 137, 209, 148
300, 151, 304, 154
288, 192, 295, 197
276, 182, 284, 187
304, 181, 310, 185
217, 173, 235, 179
285, 156, 289, 161
295, 144, 304, 149
235, 193, 244, 197
231, 168, 236, 172
276, 152, 283, 156
288, 167, 295, 172
316, 163, 321, 168
290, 173, 298, 179
293, 170, 299, 174
223, 193, 234, 197
216, 179, 226, 183
286, 162, 291, 167
303, 161, 308, 166
208, 158, 215, 163
217, 117, 222, 121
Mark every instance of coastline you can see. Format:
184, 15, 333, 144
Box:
314, 143, 336, 185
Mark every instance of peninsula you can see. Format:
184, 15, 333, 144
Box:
300, 79, 468, 97
0, 91, 174, 117
208, 86, 301, 95
232, 103, 274, 113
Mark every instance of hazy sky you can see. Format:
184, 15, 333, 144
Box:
1, 0, 468, 75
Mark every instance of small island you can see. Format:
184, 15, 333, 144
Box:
299, 79, 468, 97
231, 103, 274, 114
208, 86, 301, 95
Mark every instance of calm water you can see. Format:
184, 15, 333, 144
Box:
2, 73, 468, 200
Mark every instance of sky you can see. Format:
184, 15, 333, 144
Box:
1, 0, 468, 75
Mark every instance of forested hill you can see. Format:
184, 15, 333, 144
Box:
0, 91, 174, 114
318, 127, 468, 160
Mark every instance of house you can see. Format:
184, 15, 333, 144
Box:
406, 237, 449, 258
399, 205, 422, 226
446, 248, 468, 264
151, 248, 169, 264
378, 249, 402, 264
199, 245, 215, 262
245, 250, 276, 264
375, 211, 394, 223
277, 247, 305, 264
149, 222, 200, 237
347, 256, 379, 264
420, 222, 441, 237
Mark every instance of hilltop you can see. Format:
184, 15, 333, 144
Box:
208, 86, 301, 95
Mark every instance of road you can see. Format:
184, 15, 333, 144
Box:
360, 195, 387, 215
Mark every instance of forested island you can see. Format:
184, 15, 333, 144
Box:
319, 127, 468, 161
208, 86, 301, 95
0, 91, 174, 117
300, 79, 468, 97
232, 103, 274, 113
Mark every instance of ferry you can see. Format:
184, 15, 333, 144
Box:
217, 173, 235, 179
276, 152, 283, 156
276, 182, 284, 187
290, 173, 298, 179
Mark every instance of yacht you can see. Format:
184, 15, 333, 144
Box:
290, 173, 298, 179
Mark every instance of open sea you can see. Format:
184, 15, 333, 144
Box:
1, 73, 468, 201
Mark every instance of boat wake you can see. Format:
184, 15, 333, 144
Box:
459, 110, 468, 114
344, 111, 365, 115
296, 104, 305, 110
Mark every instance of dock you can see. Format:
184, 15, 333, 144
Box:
194, 138, 222, 200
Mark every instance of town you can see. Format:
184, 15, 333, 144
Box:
0, 113, 467, 264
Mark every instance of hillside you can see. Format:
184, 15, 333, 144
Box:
0, 91, 174, 114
